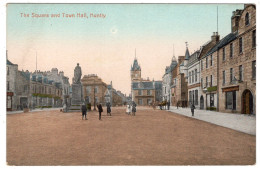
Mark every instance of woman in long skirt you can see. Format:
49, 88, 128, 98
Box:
126, 104, 131, 115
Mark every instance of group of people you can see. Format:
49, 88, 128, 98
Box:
81, 102, 112, 120
126, 101, 137, 116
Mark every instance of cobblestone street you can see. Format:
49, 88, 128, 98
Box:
7, 107, 255, 165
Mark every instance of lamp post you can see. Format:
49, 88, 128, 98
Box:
93, 85, 96, 111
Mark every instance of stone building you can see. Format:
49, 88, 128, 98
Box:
16, 70, 31, 110
187, 50, 201, 109
199, 32, 220, 110
162, 56, 177, 103
81, 74, 107, 107
104, 81, 126, 106
130, 57, 162, 106
30, 74, 63, 108
218, 4, 256, 114
132, 81, 156, 106
171, 55, 188, 107
35, 68, 71, 105
6, 59, 18, 111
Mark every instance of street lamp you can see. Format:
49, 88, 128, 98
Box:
93, 85, 96, 111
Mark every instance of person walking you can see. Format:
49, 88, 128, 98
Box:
81, 103, 87, 120
106, 102, 112, 116
191, 103, 195, 116
97, 103, 103, 120
167, 101, 170, 110
126, 104, 131, 115
132, 101, 136, 116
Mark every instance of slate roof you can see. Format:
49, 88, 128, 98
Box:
131, 59, 141, 71
154, 81, 162, 90
19, 71, 30, 81
203, 32, 238, 58
164, 59, 177, 75
132, 81, 154, 90
186, 50, 200, 67
184, 48, 190, 60
7, 59, 14, 65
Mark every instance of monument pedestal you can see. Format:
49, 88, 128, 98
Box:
68, 83, 83, 112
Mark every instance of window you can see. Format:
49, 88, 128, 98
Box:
201, 60, 203, 70
239, 37, 243, 54
86, 86, 91, 94
201, 78, 203, 88
252, 60, 256, 79
95, 86, 98, 93
192, 71, 194, 83
230, 43, 233, 58
147, 90, 151, 96
138, 99, 142, 105
195, 90, 198, 105
210, 55, 213, 66
206, 57, 208, 68
245, 12, 249, 26
223, 71, 226, 84
138, 90, 143, 96
252, 30, 256, 48
189, 72, 191, 83
222, 47, 225, 61
230, 68, 233, 83
195, 69, 197, 82
206, 76, 208, 87
239, 65, 243, 81
226, 91, 236, 110
7, 81, 9, 91
210, 75, 213, 87
7, 66, 9, 75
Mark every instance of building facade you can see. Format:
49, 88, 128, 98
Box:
6, 59, 18, 111
187, 50, 201, 109
81, 74, 107, 106
131, 57, 162, 106
218, 4, 256, 114
162, 56, 177, 104
199, 32, 220, 111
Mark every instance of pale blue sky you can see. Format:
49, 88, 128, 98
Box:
7, 3, 245, 94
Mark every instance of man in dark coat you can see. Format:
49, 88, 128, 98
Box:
97, 103, 103, 120
106, 102, 111, 116
191, 103, 195, 116
167, 101, 170, 110
132, 101, 136, 116
81, 103, 87, 120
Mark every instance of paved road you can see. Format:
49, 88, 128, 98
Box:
7, 107, 255, 165
164, 106, 256, 135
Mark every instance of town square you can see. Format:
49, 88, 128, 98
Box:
3, 2, 257, 166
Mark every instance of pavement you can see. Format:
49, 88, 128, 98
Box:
6, 108, 61, 115
164, 106, 256, 135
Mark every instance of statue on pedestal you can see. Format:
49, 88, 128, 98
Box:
74, 63, 82, 84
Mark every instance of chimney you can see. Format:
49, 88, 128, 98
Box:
211, 32, 220, 42
178, 56, 185, 64
231, 9, 243, 33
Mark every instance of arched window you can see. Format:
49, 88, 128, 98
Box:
245, 12, 250, 26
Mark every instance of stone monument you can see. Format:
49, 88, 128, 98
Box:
68, 63, 83, 111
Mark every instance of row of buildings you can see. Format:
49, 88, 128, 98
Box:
7, 62, 127, 111
160, 4, 256, 114
6, 61, 68, 111
81, 74, 128, 107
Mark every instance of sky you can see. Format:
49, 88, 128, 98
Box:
6, 3, 245, 95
